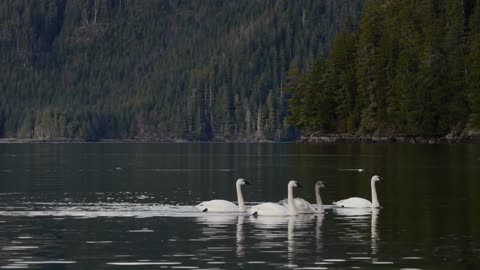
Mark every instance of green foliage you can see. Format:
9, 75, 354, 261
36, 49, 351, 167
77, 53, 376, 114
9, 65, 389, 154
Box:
286, 57, 336, 133
466, 0, 480, 132
0, 0, 363, 141
329, 18, 358, 132
287, 0, 480, 137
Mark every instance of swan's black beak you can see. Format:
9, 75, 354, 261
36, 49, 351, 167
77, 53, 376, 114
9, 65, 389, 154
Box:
296, 183, 303, 188
379, 177, 384, 181
244, 180, 251, 185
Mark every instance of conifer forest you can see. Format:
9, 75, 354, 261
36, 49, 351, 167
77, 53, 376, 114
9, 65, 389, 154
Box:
1, 0, 479, 141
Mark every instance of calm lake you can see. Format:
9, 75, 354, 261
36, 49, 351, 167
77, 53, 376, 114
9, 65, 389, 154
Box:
0, 143, 479, 269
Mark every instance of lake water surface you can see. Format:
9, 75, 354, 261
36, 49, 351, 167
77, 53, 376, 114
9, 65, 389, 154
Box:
0, 143, 479, 269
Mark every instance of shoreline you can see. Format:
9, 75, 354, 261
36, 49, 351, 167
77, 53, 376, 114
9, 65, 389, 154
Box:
0, 134, 478, 144
298, 133, 478, 144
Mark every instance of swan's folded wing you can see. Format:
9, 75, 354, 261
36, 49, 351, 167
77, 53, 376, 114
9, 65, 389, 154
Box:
293, 198, 316, 213
196, 199, 239, 212
250, 202, 289, 216
278, 198, 315, 213
277, 198, 288, 206
333, 197, 372, 208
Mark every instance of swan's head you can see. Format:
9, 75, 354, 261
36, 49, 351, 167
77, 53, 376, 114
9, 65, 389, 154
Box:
371, 175, 383, 182
236, 178, 250, 186
315, 181, 325, 189
288, 180, 302, 188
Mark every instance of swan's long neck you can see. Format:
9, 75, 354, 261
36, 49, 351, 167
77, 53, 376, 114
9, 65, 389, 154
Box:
371, 179, 380, 208
287, 184, 297, 215
236, 182, 245, 211
315, 187, 324, 213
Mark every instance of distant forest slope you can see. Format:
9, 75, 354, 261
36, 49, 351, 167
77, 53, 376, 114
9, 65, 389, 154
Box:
0, 0, 364, 141
287, 0, 480, 138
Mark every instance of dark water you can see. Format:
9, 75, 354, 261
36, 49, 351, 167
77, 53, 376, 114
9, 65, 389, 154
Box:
0, 143, 479, 269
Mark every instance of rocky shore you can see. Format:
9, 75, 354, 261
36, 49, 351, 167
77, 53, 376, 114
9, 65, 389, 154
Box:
299, 133, 477, 144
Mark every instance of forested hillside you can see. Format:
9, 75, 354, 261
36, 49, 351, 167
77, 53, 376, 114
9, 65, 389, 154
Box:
287, 0, 480, 138
0, 0, 364, 141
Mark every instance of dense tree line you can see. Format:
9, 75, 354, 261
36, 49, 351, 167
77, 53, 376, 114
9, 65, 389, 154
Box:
287, 0, 480, 137
0, 0, 364, 141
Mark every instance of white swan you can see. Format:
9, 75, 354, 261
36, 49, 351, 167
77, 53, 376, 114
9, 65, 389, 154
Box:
250, 180, 302, 216
333, 175, 382, 208
278, 181, 325, 214
196, 178, 250, 212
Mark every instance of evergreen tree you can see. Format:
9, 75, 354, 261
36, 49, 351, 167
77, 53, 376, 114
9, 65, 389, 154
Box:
0, 0, 364, 141
466, 0, 480, 132
355, 0, 384, 132
286, 0, 478, 138
329, 18, 358, 132
441, 0, 468, 132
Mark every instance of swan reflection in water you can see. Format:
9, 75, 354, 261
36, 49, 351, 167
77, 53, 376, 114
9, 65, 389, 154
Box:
236, 215, 245, 257
195, 214, 237, 228
315, 213, 325, 252
371, 208, 379, 256
196, 213, 318, 263
333, 207, 380, 259
250, 214, 315, 266
194, 214, 246, 258
194, 214, 237, 241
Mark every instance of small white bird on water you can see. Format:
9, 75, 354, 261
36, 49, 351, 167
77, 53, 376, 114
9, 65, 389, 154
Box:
196, 178, 250, 212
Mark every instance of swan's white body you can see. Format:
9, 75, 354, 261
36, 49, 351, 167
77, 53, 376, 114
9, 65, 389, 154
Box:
250, 180, 301, 216
333, 197, 372, 208
278, 198, 315, 214
250, 202, 290, 216
196, 199, 240, 212
333, 175, 382, 208
196, 178, 249, 212
278, 181, 325, 214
